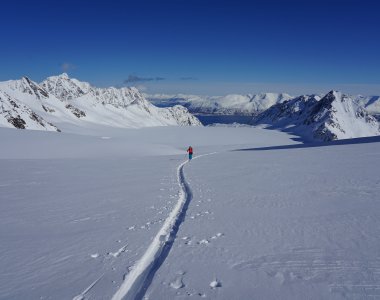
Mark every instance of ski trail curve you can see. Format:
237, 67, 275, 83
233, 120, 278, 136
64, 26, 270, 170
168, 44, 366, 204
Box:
111, 153, 216, 300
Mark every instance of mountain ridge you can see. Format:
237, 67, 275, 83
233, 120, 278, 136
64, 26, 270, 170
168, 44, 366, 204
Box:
147, 92, 380, 118
253, 90, 380, 141
147, 92, 293, 115
0, 74, 201, 132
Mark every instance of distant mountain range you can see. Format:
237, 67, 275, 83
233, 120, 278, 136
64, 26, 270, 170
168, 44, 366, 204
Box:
0, 73, 201, 132
147, 93, 293, 115
1, 75, 379, 142
148, 91, 380, 141
147, 92, 380, 118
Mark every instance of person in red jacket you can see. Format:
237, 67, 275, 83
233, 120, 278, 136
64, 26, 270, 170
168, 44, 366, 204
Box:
187, 146, 193, 160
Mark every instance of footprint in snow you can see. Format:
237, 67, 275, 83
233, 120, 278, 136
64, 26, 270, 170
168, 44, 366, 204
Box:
108, 244, 128, 258
196, 233, 224, 246
210, 279, 222, 288
182, 237, 192, 245
198, 239, 210, 245
170, 277, 185, 289
211, 232, 224, 239
189, 211, 212, 220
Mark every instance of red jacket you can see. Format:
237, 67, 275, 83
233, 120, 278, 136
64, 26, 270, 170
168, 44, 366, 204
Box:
187, 147, 193, 154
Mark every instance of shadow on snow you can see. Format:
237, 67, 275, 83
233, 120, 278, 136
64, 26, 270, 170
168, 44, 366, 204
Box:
234, 135, 380, 152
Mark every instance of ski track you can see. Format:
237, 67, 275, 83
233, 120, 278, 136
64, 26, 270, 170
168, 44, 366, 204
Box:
72, 274, 104, 300
111, 153, 216, 300
108, 244, 128, 258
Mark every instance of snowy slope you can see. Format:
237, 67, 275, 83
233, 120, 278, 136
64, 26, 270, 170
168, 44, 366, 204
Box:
41, 73, 200, 127
0, 74, 201, 132
354, 95, 380, 118
1, 126, 379, 300
147, 93, 293, 115
254, 91, 380, 141
0, 89, 59, 131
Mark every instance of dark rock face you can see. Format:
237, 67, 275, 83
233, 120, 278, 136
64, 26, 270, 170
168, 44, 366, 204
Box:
65, 104, 86, 118
42, 105, 55, 113
1, 90, 60, 132
8, 116, 26, 129
22, 77, 49, 99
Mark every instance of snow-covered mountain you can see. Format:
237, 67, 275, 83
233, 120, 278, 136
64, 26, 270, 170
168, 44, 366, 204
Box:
148, 92, 380, 119
147, 93, 293, 115
0, 74, 201, 132
253, 91, 380, 141
0, 89, 59, 131
354, 95, 380, 119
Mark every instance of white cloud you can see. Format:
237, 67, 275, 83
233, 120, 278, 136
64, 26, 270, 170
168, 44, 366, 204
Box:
61, 62, 76, 73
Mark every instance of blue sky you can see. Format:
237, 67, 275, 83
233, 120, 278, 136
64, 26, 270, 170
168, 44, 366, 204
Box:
0, 0, 379, 95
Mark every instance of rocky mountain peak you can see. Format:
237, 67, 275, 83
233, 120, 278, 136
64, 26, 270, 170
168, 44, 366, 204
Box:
254, 91, 380, 141
11, 76, 50, 99
41, 74, 87, 101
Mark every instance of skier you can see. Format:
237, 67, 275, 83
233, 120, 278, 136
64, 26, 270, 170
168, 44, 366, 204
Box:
187, 146, 193, 160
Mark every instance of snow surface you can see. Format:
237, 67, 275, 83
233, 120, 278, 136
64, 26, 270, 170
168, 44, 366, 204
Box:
0, 125, 379, 300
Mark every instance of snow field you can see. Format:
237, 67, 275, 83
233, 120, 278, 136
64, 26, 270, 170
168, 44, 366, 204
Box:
0, 157, 180, 299
0, 126, 293, 299
1, 126, 379, 299
146, 138, 380, 299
